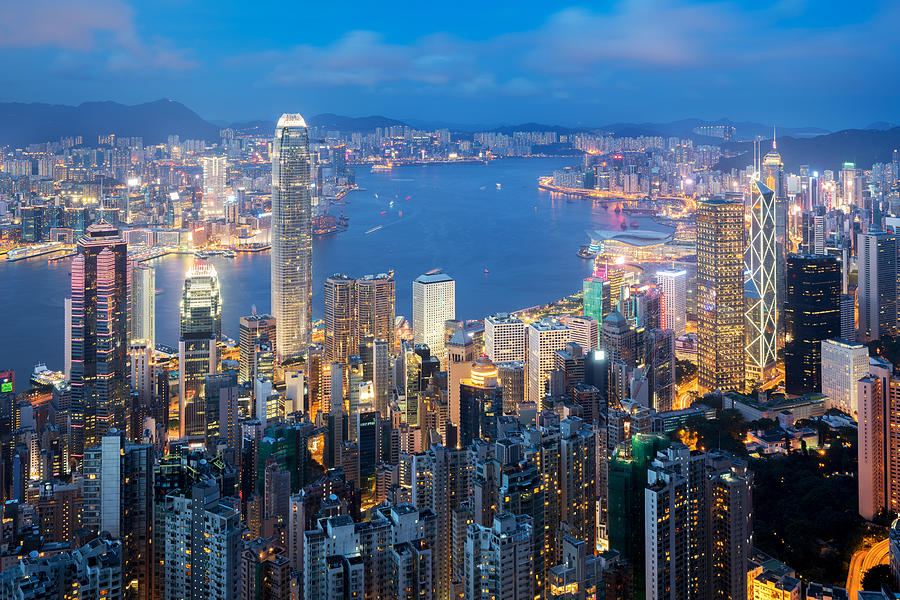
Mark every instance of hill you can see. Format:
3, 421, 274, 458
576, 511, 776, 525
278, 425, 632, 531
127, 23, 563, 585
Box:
0, 99, 220, 147
716, 127, 900, 172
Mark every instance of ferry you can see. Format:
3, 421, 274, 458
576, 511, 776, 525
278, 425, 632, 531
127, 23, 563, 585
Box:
365, 225, 383, 235
7, 242, 66, 261
30, 364, 66, 389
371, 163, 393, 173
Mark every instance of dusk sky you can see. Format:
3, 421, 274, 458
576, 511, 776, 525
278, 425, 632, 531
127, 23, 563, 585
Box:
2, 0, 898, 128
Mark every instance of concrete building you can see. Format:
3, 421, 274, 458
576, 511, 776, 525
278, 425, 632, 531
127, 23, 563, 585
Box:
413, 273, 455, 367
485, 313, 526, 362
656, 268, 687, 337
820, 338, 870, 416
526, 318, 570, 404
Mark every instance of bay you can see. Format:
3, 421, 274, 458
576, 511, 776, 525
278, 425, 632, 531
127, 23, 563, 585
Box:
0, 157, 629, 382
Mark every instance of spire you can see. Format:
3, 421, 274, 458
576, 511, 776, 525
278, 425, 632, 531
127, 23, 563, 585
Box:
772, 124, 776, 150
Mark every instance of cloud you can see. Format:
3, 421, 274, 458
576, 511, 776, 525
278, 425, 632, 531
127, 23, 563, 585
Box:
0, 0, 197, 71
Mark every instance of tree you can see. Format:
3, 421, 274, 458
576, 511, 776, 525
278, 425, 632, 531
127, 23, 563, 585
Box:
862, 564, 893, 592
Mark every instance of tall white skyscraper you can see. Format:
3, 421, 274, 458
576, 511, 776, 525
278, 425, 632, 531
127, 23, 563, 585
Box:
271, 114, 313, 362
820, 338, 870, 416
200, 156, 227, 215
131, 263, 155, 347
526, 317, 570, 404
656, 269, 687, 337
484, 312, 526, 362
412, 272, 455, 366
857, 230, 898, 342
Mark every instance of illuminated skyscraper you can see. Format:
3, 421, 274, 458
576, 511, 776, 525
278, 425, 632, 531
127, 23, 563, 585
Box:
355, 273, 396, 350
485, 313, 526, 362
324, 274, 356, 365
697, 198, 745, 394
784, 254, 840, 395
178, 263, 221, 439
583, 275, 610, 326
238, 313, 276, 383
656, 269, 687, 337
271, 114, 313, 362
857, 230, 898, 342
69, 223, 129, 460
413, 272, 455, 367
131, 263, 155, 347
761, 137, 787, 328
459, 355, 503, 447
526, 317, 570, 404
744, 180, 778, 385
200, 155, 227, 215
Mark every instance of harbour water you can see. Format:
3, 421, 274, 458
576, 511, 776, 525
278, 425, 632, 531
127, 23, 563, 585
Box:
0, 157, 634, 381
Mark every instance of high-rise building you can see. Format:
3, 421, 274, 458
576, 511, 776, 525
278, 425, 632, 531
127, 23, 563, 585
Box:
200, 156, 227, 215
459, 356, 503, 447
745, 180, 778, 386
69, 223, 129, 461
163, 480, 242, 600
355, 273, 396, 351
485, 313, 526, 362
271, 114, 313, 362
857, 230, 897, 342
464, 512, 534, 600
583, 275, 610, 327
761, 138, 787, 340
324, 274, 356, 365
241, 538, 292, 600
131, 263, 155, 347
784, 254, 841, 394
840, 294, 855, 341
821, 338, 870, 416
205, 371, 240, 452
178, 263, 222, 439
564, 314, 599, 353
697, 198, 745, 394
413, 273, 455, 367
82, 431, 153, 600
526, 318, 570, 404
239, 314, 276, 384
656, 269, 687, 337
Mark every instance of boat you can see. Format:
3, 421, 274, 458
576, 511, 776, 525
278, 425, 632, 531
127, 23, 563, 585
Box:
620, 223, 628, 230
222, 250, 236, 258
338, 213, 348, 227
614, 206, 621, 213
483, 269, 489, 274
365, 225, 383, 235
380, 211, 387, 215
31, 364, 66, 389
496, 183, 502, 190
631, 221, 639, 227
371, 163, 393, 173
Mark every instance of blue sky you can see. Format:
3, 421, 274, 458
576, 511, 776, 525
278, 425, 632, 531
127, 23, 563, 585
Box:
1, 0, 897, 128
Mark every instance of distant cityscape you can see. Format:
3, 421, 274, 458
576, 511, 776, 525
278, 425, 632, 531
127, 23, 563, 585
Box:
1, 101, 900, 600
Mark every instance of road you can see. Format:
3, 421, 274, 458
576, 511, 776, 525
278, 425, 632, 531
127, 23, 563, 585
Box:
847, 538, 890, 599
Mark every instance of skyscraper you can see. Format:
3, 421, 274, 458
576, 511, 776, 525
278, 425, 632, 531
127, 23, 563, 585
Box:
761, 137, 787, 339
857, 230, 898, 342
325, 273, 396, 367
484, 313, 526, 362
526, 317, 570, 404
821, 338, 870, 416
459, 356, 503, 447
697, 198, 745, 394
745, 181, 778, 385
656, 269, 687, 337
412, 272, 455, 366
324, 274, 356, 365
178, 263, 222, 439
69, 223, 129, 460
271, 114, 313, 362
784, 254, 841, 394
355, 273, 396, 351
131, 263, 155, 347
239, 313, 276, 384
200, 155, 227, 215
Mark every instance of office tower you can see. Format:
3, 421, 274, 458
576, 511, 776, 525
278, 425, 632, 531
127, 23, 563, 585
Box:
200, 155, 227, 214
324, 274, 356, 365
801, 208, 826, 255
858, 360, 889, 520
745, 180, 778, 386
656, 269, 687, 337
564, 315, 599, 352
241, 538, 292, 600
0, 537, 123, 600
857, 230, 898, 341
559, 418, 598, 549
485, 313, 526, 362
761, 138, 787, 332
413, 272, 455, 367
696, 198, 745, 394
459, 356, 503, 447
496, 361, 525, 414
784, 254, 841, 394
709, 466, 754, 600
131, 263, 155, 347
239, 314, 276, 383
69, 222, 129, 461
358, 336, 390, 417
205, 371, 240, 451
554, 342, 586, 395
583, 275, 610, 326
163, 480, 242, 600
840, 294, 855, 341
600, 310, 639, 367
621, 285, 662, 330
356, 273, 396, 350
821, 338, 870, 415
526, 317, 570, 404
130, 339, 153, 407
608, 434, 670, 597
82, 432, 153, 600
464, 513, 534, 600
271, 114, 313, 362
178, 263, 221, 439
644, 328, 676, 412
